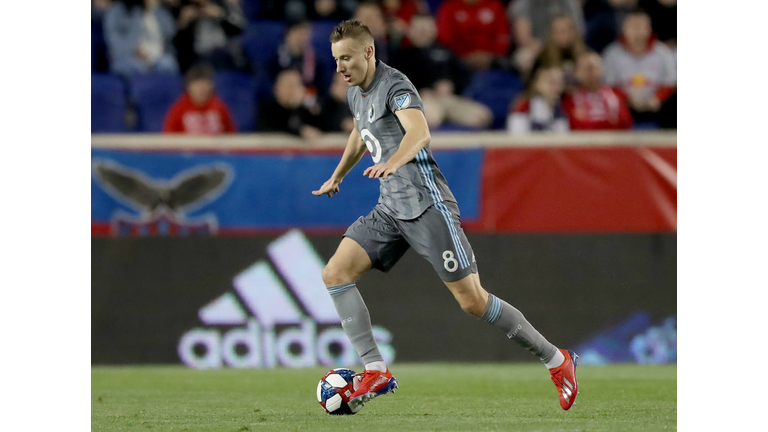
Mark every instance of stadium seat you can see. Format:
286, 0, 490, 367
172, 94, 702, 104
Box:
215, 71, 258, 132
424, 0, 445, 14
92, 18, 109, 72
254, 70, 274, 101
311, 20, 338, 52
633, 121, 660, 130
129, 73, 184, 132
91, 29, 99, 72
240, 21, 286, 73
91, 74, 127, 133
463, 70, 523, 129
311, 20, 340, 95
240, 0, 260, 23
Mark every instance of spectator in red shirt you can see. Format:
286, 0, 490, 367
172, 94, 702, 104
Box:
163, 64, 236, 134
436, 0, 510, 70
562, 52, 633, 130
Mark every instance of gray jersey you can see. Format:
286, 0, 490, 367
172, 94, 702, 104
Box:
347, 61, 457, 220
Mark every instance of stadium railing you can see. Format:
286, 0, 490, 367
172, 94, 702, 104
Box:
91, 130, 677, 150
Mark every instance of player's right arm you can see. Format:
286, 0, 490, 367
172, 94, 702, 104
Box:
312, 119, 367, 197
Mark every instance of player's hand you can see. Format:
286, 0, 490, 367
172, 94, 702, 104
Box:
312, 178, 341, 197
363, 162, 399, 179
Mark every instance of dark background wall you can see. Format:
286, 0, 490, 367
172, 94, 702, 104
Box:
92, 232, 675, 365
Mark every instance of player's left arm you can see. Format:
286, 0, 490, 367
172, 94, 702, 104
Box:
363, 108, 431, 179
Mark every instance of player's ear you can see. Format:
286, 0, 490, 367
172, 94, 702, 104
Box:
365, 45, 374, 60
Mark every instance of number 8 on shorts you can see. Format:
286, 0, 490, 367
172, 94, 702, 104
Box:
442, 250, 458, 272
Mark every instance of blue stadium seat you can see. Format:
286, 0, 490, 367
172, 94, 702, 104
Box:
463, 70, 523, 129
92, 30, 99, 72
241, 0, 260, 23
424, 0, 445, 14
633, 121, 660, 130
254, 69, 274, 101
129, 73, 183, 132
91, 74, 127, 133
311, 20, 338, 53
311, 20, 340, 95
215, 71, 257, 132
92, 18, 109, 72
240, 21, 286, 72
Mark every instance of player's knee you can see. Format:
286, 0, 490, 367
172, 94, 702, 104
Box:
322, 263, 356, 287
457, 295, 485, 318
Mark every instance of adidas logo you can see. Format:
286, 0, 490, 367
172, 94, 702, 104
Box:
178, 229, 395, 369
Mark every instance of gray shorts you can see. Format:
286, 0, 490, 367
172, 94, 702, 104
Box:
344, 201, 478, 282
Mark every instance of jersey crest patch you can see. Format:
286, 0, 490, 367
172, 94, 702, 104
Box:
394, 93, 411, 109
368, 105, 374, 121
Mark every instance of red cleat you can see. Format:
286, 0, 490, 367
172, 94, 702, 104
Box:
549, 349, 580, 410
348, 369, 398, 411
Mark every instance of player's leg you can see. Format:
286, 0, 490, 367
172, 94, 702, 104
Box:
401, 202, 561, 363
403, 202, 579, 409
444, 272, 560, 365
323, 237, 372, 286
444, 272, 579, 410
335, 210, 408, 409
322, 237, 383, 369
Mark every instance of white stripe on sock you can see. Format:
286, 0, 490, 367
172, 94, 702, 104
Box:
544, 349, 565, 369
365, 361, 387, 372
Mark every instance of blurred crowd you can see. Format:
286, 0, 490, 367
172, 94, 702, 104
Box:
91, 0, 677, 136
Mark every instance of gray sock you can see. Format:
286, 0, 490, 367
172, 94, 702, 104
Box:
327, 283, 383, 365
482, 293, 558, 363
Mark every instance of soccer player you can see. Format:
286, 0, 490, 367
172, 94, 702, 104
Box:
312, 19, 579, 412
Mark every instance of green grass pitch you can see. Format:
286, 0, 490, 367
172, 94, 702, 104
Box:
91, 363, 676, 431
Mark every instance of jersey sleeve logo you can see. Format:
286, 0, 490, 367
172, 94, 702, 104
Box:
394, 93, 411, 109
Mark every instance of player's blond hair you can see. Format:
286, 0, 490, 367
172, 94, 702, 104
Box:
329, 19, 375, 50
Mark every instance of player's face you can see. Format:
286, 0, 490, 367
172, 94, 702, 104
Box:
332, 38, 371, 87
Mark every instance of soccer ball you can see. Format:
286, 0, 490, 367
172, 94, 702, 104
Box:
316, 368, 361, 415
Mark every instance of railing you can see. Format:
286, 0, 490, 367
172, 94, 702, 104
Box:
91, 131, 677, 150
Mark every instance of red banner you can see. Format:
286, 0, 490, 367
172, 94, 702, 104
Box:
466, 147, 676, 233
